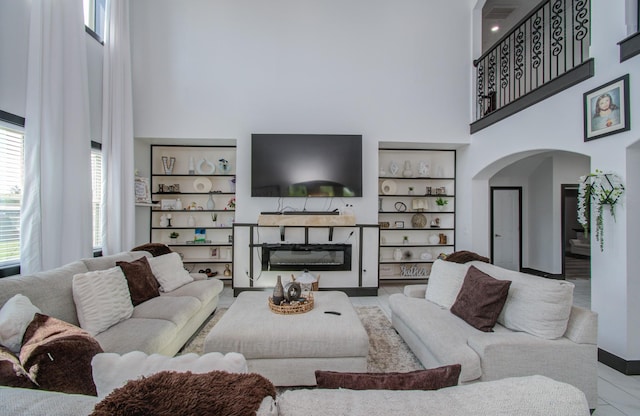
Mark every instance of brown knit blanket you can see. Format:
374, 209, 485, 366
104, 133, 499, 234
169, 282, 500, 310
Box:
444, 250, 490, 264
91, 370, 276, 416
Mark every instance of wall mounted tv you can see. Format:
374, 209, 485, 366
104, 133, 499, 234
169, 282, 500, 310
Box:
251, 134, 363, 198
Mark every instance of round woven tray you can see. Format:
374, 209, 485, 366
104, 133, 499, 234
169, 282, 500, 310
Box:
268, 292, 314, 315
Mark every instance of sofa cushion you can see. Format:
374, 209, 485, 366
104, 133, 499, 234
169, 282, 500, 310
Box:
147, 252, 194, 292
0, 345, 37, 388
72, 267, 134, 336
468, 261, 574, 339
160, 278, 224, 305
91, 370, 276, 416
131, 295, 201, 328
91, 351, 248, 397
0, 261, 88, 327
82, 251, 149, 272
0, 294, 41, 353
389, 294, 482, 382
425, 260, 470, 308
0, 386, 100, 415
116, 256, 160, 306
93, 318, 178, 355
315, 365, 461, 391
450, 266, 511, 332
20, 313, 103, 396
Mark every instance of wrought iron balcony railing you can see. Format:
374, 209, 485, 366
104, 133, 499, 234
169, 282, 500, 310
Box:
472, 0, 593, 132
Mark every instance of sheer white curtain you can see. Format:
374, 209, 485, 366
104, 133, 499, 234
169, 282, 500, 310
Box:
22, 0, 93, 274
101, 0, 135, 255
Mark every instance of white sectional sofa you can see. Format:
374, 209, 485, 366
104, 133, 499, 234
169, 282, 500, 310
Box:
0, 250, 224, 356
0, 374, 590, 415
389, 259, 598, 409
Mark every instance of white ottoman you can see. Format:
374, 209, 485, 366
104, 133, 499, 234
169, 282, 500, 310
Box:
204, 291, 369, 386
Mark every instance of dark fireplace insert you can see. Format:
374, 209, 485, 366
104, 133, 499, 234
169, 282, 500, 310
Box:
261, 243, 352, 271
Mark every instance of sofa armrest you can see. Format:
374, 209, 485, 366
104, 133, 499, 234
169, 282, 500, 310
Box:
403, 284, 427, 298
564, 305, 597, 344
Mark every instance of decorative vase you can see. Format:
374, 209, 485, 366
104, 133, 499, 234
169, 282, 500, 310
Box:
411, 213, 427, 228
206, 194, 215, 210
402, 160, 413, 178
224, 264, 232, 277
175, 198, 183, 211
188, 157, 195, 175
272, 275, 285, 305
187, 215, 196, 227
393, 248, 403, 261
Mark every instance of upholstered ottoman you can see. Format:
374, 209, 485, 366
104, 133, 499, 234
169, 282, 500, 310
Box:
203, 291, 369, 386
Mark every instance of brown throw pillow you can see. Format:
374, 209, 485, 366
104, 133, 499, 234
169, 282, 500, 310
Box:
116, 256, 160, 306
444, 250, 490, 264
450, 266, 511, 332
131, 243, 173, 257
315, 364, 461, 391
91, 370, 276, 416
0, 345, 37, 389
20, 313, 104, 396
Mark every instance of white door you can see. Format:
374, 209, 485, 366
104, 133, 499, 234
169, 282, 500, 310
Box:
492, 188, 521, 271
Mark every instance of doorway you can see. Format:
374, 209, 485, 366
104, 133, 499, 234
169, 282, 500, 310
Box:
490, 187, 522, 271
561, 184, 591, 279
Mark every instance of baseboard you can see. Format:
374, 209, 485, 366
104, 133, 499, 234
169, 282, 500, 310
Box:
520, 267, 564, 280
598, 348, 640, 375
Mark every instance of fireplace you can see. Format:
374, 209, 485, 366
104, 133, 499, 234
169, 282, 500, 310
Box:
261, 244, 352, 271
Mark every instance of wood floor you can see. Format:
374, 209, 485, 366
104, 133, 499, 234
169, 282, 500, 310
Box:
565, 254, 590, 280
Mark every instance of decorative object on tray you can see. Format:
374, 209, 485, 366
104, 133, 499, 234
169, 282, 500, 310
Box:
196, 158, 215, 175
381, 180, 397, 195
161, 156, 175, 174
292, 270, 319, 291
268, 291, 314, 315
283, 281, 302, 302
272, 275, 285, 306
193, 177, 213, 193
578, 169, 625, 251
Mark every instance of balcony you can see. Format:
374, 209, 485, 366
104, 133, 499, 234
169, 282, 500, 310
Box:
471, 0, 594, 133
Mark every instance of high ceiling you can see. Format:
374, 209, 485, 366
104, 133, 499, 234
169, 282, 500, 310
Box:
482, 0, 534, 53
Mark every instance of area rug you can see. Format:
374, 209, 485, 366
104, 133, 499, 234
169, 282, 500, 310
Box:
180, 306, 424, 373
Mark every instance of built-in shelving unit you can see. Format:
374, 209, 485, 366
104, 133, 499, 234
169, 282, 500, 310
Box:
378, 147, 456, 280
149, 144, 236, 280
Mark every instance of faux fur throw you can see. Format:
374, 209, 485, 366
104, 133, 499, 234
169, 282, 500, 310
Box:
444, 250, 490, 264
91, 370, 276, 416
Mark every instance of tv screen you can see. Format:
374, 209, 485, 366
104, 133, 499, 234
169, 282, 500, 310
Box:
251, 134, 363, 197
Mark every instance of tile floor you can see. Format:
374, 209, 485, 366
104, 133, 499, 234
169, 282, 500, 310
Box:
218, 279, 640, 415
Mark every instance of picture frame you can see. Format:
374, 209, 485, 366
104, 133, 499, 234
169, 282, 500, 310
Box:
395, 221, 405, 229
583, 74, 630, 141
160, 199, 177, 210
210, 247, 219, 259
134, 177, 151, 204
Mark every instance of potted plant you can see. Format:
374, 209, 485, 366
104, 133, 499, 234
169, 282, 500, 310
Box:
435, 197, 448, 211
169, 231, 179, 244
211, 213, 218, 227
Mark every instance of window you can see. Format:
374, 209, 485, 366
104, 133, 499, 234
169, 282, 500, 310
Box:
0, 126, 24, 269
91, 142, 103, 250
83, 0, 107, 41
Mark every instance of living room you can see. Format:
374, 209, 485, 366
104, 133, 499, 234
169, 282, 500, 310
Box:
1, 0, 639, 415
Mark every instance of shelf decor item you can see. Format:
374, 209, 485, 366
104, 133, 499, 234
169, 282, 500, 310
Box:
188, 156, 196, 175
193, 177, 212, 193
268, 291, 314, 315
435, 197, 448, 211
218, 158, 232, 174
578, 170, 625, 251
272, 275, 285, 306
411, 213, 427, 228
380, 180, 397, 195
134, 176, 152, 204
196, 158, 215, 175
389, 161, 399, 176
161, 156, 175, 174
402, 160, 413, 177
206, 193, 215, 210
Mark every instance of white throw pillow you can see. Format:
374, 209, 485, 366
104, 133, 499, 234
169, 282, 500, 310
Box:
0, 294, 41, 353
424, 260, 470, 308
91, 351, 248, 397
147, 252, 194, 292
72, 267, 134, 336
469, 261, 575, 339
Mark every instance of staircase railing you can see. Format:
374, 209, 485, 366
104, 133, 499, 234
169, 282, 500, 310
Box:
473, 0, 591, 123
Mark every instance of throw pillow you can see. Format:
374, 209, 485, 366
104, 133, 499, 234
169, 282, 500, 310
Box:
424, 259, 470, 308
315, 364, 461, 390
20, 313, 104, 396
91, 370, 276, 416
91, 351, 248, 397
444, 250, 490, 264
0, 294, 41, 353
116, 256, 160, 306
72, 266, 134, 336
146, 252, 194, 292
450, 266, 512, 332
0, 345, 37, 388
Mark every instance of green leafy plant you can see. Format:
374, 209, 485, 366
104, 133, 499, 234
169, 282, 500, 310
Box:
169, 231, 179, 239
435, 197, 448, 206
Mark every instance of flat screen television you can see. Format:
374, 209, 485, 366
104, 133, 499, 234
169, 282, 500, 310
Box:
251, 134, 363, 197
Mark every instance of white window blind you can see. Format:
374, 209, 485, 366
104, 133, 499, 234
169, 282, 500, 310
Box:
0, 127, 23, 266
91, 145, 102, 249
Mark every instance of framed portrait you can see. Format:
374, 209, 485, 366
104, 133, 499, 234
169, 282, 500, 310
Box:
583, 74, 630, 141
